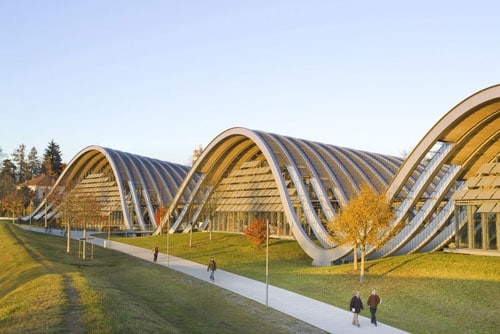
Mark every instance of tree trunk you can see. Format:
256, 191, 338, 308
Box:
353, 244, 358, 270
66, 220, 71, 254
83, 227, 87, 260
360, 247, 365, 284
189, 224, 193, 247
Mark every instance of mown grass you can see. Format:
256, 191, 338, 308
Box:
0, 222, 327, 334
114, 231, 500, 334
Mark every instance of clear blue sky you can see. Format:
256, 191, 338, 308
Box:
1, 1, 499, 166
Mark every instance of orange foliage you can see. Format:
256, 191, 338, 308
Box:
244, 218, 267, 248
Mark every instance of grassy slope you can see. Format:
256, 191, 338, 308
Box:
0, 222, 326, 334
115, 232, 500, 334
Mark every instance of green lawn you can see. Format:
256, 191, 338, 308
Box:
3, 221, 499, 333
0, 222, 326, 334
113, 231, 500, 334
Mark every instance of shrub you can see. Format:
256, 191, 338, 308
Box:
244, 218, 267, 248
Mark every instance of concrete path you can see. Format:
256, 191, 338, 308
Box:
21, 226, 408, 334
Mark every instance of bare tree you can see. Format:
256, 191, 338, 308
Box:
61, 191, 105, 259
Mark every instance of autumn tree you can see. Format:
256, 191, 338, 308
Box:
17, 186, 36, 215
244, 218, 267, 248
0, 160, 17, 212
1, 192, 24, 222
155, 206, 169, 226
328, 184, 395, 283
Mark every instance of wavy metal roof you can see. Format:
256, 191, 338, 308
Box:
26, 85, 500, 265
156, 84, 500, 265
27, 146, 196, 231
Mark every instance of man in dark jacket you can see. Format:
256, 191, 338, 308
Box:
349, 291, 363, 327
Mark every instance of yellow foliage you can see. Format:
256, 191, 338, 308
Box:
328, 183, 394, 251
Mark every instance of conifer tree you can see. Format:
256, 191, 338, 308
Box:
12, 144, 28, 183
27, 146, 41, 178
42, 140, 63, 177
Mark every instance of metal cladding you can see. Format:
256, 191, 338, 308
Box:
156, 85, 500, 265
27, 146, 195, 232
26, 85, 500, 265
156, 127, 410, 265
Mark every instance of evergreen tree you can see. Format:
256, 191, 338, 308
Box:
27, 146, 41, 178
42, 140, 63, 177
0, 159, 17, 182
12, 144, 29, 183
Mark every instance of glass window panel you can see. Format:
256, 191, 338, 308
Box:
474, 212, 482, 249
487, 213, 497, 250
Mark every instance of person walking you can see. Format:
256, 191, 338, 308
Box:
367, 289, 382, 326
152, 245, 159, 262
349, 291, 363, 327
207, 258, 217, 282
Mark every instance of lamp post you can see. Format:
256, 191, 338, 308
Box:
66, 210, 71, 254
166, 214, 172, 266
266, 219, 269, 307
108, 210, 111, 242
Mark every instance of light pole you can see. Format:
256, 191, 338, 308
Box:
166, 215, 172, 266
108, 210, 111, 242
66, 210, 71, 254
266, 219, 269, 307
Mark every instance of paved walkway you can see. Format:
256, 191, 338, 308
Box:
21, 225, 408, 334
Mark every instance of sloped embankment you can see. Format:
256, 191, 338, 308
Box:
0, 222, 82, 333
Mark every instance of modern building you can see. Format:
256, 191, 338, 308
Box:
27, 146, 198, 231
26, 85, 500, 265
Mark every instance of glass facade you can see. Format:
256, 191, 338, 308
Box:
452, 162, 500, 254
456, 205, 499, 252
487, 213, 497, 250
473, 212, 482, 249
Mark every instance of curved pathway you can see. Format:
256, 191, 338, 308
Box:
21, 225, 408, 334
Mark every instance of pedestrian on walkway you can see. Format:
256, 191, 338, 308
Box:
367, 289, 381, 326
350, 291, 363, 327
207, 257, 217, 282
152, 245, 159, 262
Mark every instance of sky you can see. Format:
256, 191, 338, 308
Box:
1, 1, 499, 166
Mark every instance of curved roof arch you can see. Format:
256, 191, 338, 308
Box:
24, 85, 500, 266
28, 145, 194, 232
387, 85, 500, 201
372, 84, 500, 259
157, 85, 500, 265
156, 127, 408, 265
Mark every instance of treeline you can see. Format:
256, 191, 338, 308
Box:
0, 140, 65, 217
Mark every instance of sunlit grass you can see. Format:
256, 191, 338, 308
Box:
0, 222, 327, 334
114, 231, 500, 334
0, 224, 66, 333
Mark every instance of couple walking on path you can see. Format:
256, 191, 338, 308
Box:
350, 289, 381, 327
